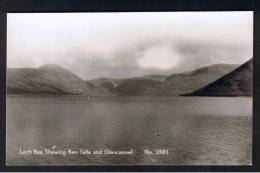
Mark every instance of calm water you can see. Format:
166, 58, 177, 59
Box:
6, 96, 252, 165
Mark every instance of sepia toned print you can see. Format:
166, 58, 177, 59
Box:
6, 12, 252, 165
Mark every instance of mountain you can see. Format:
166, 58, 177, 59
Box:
95, 64, 237, 96
89, 75, 167, 95
7, 64, 109, 96
184, 59, 253, 96
7, 63, 240, 96
89, 77, 125, 92
112, 78, 162, 95
147, 64, 238, 96
130, 75, 167, 82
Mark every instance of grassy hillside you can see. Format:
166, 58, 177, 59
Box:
7, 63, 242, 96
7, 64, 109, 96
184, 59, 253, 96
148, 64, 238, 96
89, 64, 237, 96
89, 75, 167, 95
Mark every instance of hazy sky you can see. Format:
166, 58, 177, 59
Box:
7, 12, 253, 80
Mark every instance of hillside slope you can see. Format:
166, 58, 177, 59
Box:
89, 75, 167, 95
112, 79, 162, 95
99, 64, 237, 96
148, 64, 238, 96
184, 59, 253, 96
7, 64, 109, 96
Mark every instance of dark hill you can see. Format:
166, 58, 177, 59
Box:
148, 64, 238, 96
103, 65, 237, 96
184, 59, 253, 96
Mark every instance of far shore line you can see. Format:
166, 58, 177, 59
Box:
6, 94, 252, 98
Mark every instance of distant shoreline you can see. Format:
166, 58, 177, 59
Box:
6, 94, 252, 98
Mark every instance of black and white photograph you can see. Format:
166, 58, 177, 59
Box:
6, 12, 253, 165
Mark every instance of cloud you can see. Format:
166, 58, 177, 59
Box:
138, 44, 181, 69
7, 12, 253, 79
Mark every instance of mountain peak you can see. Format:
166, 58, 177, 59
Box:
39, 64, 66, 70
38, 64, 73, 74
7, 64, 110, 96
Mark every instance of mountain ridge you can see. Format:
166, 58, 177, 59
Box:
144, 63, 239, 96
7, 64, 110, 96
7, 62, 248, 96
183, 59, 253, 96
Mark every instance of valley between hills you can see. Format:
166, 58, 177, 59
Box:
6, 59, 252, 97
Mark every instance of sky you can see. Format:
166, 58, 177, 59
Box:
7, 12, 253, 80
